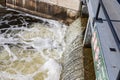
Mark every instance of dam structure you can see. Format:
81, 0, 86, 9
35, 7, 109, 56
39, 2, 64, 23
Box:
0, 0, 86, 80
5, 0, 81, 24
0, 0, 120, 80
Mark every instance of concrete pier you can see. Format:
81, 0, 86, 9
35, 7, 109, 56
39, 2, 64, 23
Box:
6, 0, 81, 24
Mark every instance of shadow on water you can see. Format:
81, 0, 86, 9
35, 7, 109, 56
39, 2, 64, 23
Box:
0, 7, 45, 32
81, 15, 96, 80
83, 47, 96, 80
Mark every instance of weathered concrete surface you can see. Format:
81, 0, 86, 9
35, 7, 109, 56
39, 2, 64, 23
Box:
37, 0, 80, 11
58, 0, 80, 11
6, 0, 81, 25
37, 0, 81, 17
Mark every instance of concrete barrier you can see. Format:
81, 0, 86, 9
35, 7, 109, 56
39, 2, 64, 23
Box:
6, 0, 81, 24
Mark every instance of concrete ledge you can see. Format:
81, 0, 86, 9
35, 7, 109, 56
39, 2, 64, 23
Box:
6, 3, 74, 25
6, 1, 80, 25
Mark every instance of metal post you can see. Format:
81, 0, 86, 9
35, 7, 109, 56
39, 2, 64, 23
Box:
95, 2, 101, 20
93, 1, 101, 27
100, 0, 120, 50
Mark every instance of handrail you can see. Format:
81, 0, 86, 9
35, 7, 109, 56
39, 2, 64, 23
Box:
95, 0, 120, 50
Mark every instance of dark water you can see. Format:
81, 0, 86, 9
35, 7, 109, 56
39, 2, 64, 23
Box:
83, 48, 96, 80
0, 7, 48, 30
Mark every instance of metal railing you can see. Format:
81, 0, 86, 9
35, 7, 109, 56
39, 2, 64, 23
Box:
94, 0, 120, 50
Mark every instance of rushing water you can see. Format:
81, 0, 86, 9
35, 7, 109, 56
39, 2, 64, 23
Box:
0, 7, 67, 80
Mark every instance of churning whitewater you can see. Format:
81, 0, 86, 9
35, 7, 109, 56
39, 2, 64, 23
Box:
0, 7, 67, 80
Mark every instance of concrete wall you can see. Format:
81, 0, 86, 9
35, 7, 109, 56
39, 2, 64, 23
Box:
41, 0, 80, 11
6, 0, 80, 11
6, 0, 81, 23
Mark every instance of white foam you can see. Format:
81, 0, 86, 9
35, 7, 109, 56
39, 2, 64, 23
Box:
3, 45, 18, 61
0, 14, 67, 80
42, 59, 62, 80
0, 72, 33, 80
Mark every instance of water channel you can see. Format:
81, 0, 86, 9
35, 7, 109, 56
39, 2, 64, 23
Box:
0, 5, 95, 80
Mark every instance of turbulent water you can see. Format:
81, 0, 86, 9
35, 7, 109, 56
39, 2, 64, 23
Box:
0, 7, 67, 80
